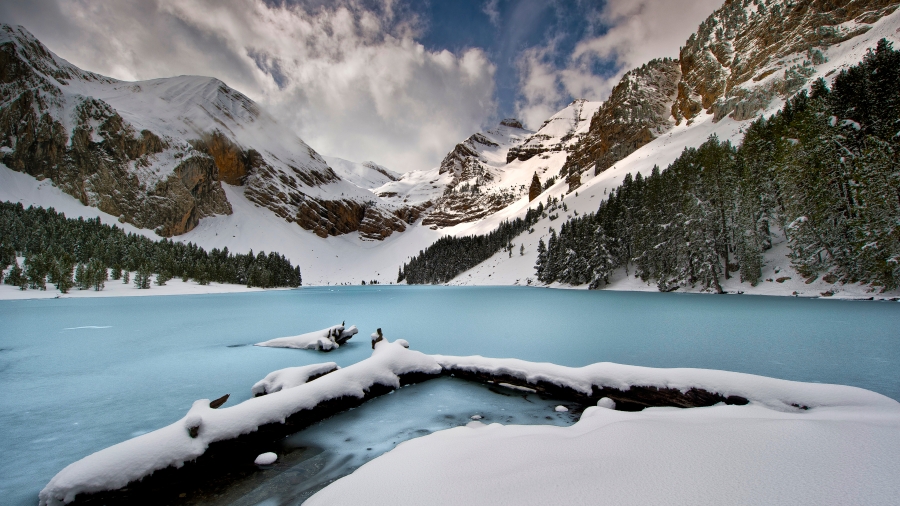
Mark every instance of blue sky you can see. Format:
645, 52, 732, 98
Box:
413, 0, 614, 120
0, 0, 723, 170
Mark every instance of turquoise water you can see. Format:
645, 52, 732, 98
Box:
1, 286, 899, 505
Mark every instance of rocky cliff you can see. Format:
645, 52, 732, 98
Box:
568, 60, 681, 177
674, 0, 899, 124
421, 122, 531, 228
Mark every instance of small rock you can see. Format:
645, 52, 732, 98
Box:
255, 452, 278, 465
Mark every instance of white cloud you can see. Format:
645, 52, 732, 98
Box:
2, 0, 496, 172
515, 0, 723, 129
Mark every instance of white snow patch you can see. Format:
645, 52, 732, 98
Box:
253, 452, 277, 466
250, 362, 339, 396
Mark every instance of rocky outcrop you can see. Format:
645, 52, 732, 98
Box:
568, 59, 681, 176
438, 133, 498, 177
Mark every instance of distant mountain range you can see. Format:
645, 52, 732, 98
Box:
2, 0, 899, 290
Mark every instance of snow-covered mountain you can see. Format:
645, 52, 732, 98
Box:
3, 0, 899, 292
0, 24, 419, 241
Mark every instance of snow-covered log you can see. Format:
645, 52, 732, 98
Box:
38, 341, 440, 506
254, 324, 358, 351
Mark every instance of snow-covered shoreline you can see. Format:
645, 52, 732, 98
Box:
38, 340, 900, 505
0, 277, 288, 300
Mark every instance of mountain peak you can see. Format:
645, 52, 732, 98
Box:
500, 118, 524, 129
0, 24, 115, 87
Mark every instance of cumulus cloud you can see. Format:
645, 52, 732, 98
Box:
515, 0, 722, 129
0, 0, 496, 172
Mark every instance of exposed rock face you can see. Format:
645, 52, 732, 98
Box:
0, 26, 231, 236
568, 59, 681, 176
674, 0, 899, 124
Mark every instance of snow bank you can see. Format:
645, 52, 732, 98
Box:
308, 356, 900, 506
38, 340, 440, 506
307, 401, 900, 506
254, 324, 358, 351
250, 362, 340, 396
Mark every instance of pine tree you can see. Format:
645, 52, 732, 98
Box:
52, 255, 75, 294
535, 239, 547, 281
89, 258, 107, 291
529, 172, 541, 201
4, 260, 26, 290
74, 263, 89, 290
123, 271, 130, 284
25, 253, 47, 290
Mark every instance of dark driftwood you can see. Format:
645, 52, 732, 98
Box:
208, 394, 229, 409
64, 364, 749, 504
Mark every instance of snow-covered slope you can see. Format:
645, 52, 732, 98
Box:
323, 157, 400, 191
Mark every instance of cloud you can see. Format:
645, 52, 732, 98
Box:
482, 0, 500, 27
515, 0, 722, 129
0, 0, 497, 172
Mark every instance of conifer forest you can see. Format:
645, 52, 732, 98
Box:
408, 41, 900, 291
0, 202, 302, 292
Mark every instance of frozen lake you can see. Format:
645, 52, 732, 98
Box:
2, 286, 899, 505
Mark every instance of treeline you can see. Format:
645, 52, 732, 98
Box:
0, 202, 302, 292
399, 205, 545, 284
538, 40, 900, 292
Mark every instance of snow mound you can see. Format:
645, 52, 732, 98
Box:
254, 452, 277, 466
255, 324, 358, 351
250, 362, 340, 396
